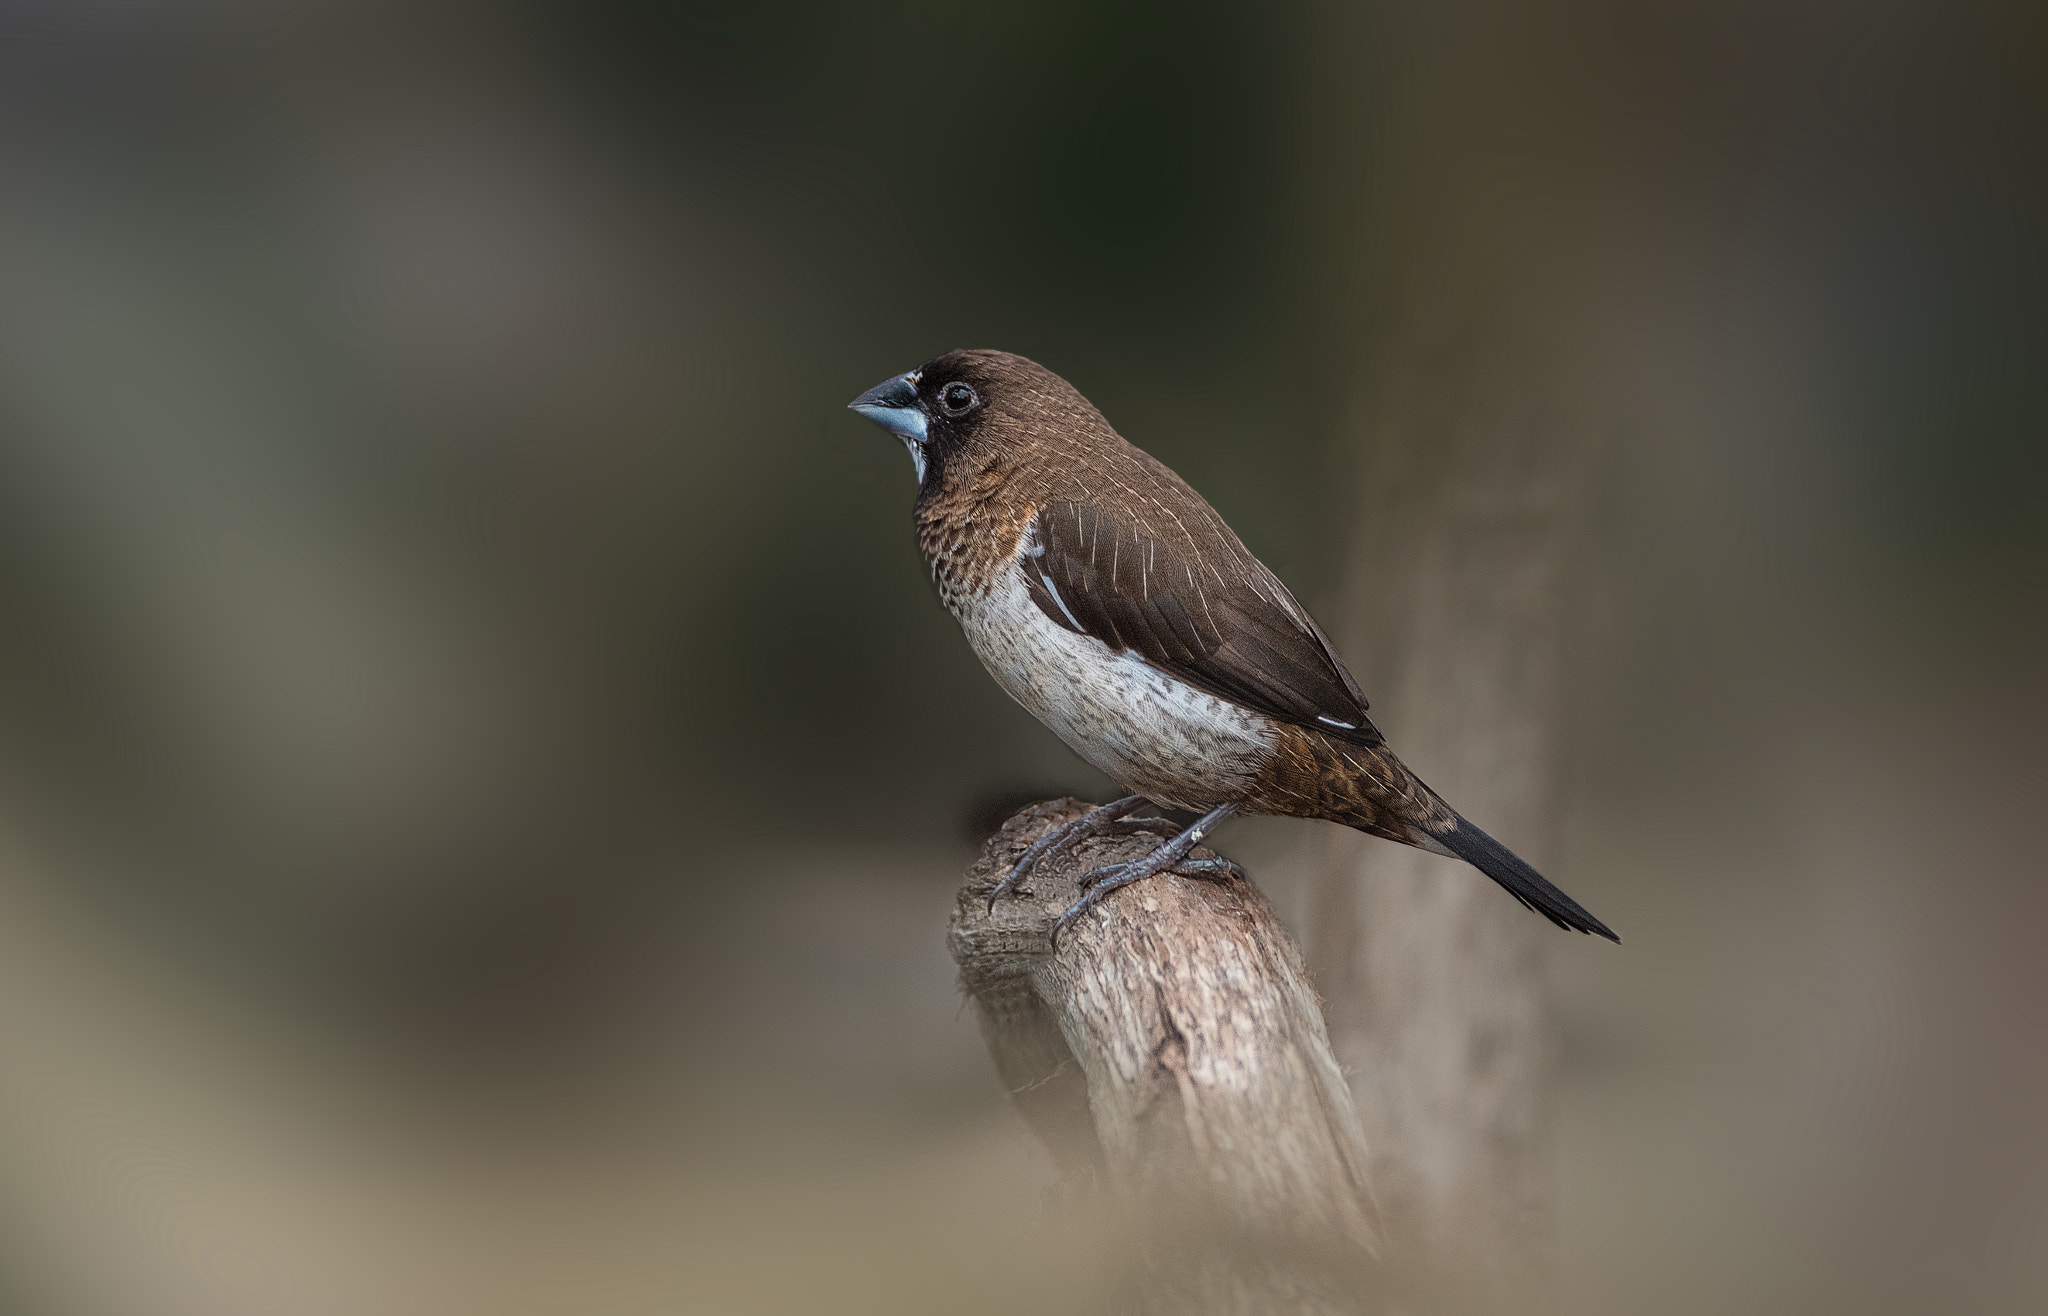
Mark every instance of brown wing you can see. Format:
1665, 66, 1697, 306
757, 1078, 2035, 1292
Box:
1021, 499, 1383, 745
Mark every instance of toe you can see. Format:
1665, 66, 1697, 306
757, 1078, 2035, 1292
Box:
1170, 856, 1244, 883
1075, 862, 1128, 892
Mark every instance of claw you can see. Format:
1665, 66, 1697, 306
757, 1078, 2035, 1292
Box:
986, 796, 1148, 913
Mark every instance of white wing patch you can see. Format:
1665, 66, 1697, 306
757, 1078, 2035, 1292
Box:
1037, 572, 1085, 632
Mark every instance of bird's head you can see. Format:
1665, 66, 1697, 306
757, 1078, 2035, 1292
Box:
847, 349, 1107, 491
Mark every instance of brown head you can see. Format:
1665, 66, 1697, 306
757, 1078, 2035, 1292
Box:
847, 349, 1117, 500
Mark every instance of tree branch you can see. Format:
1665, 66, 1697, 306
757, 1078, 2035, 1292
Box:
950, 799, 1381, 1314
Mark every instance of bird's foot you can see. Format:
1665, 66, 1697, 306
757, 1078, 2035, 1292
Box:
1072, 853, 1246, 895
1051, 803, 1240, 945
1152, 855, 1246, 881
987, 795, 1154, 913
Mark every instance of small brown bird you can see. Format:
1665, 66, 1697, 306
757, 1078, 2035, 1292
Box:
850, 349, 1617, 943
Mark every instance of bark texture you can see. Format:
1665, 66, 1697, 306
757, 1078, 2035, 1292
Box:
950, 799, 1381, 1315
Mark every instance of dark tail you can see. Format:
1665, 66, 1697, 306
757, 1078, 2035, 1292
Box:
1433, 815, 1620, 942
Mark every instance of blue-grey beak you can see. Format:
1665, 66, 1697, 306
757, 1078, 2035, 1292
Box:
847, 370, 928, 443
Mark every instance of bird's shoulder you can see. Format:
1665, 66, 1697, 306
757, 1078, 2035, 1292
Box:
1016, 446, 1382, 744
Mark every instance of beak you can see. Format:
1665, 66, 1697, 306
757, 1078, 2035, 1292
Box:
847, 370, 928, 443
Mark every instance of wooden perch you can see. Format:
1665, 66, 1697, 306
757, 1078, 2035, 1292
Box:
949, 799, 1381, 1314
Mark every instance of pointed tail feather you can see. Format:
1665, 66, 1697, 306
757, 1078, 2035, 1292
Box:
1432, 815, 1620, 942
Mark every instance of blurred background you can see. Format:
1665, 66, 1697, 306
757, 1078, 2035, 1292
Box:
0, 0, 2042, 1311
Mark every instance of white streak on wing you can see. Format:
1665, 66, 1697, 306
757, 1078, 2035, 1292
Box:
1339, 747, 1391, 794
1039, 572, 1086, 633
1317, 715, 1356, 729
1141, 488, 1195, 553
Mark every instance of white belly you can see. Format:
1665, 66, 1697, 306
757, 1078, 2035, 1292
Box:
952, 571, 1275, 810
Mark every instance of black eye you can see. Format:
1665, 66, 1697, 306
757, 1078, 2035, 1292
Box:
938, 381, 980, 417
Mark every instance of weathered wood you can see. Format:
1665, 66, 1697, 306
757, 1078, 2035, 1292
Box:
950, 799, 1381, 1315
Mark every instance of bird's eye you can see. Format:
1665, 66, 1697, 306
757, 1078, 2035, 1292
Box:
939, 381, 980, 417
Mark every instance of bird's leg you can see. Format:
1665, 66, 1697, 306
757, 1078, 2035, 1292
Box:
1052, 803, 1240, 943
1157, 856, 1246, 880
988, 795, 1151, 911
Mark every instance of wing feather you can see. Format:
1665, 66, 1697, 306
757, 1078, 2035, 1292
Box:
1021, 499, 1382, 745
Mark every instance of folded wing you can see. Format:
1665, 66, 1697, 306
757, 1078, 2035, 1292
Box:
1021, 499, 1383, 745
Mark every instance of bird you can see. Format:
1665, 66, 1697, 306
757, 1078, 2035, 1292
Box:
848, 349, 1617, 944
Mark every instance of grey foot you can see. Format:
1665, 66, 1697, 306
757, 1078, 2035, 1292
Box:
1050, 803, 1241, 945
1150, 856, 1245, 881
988, 795, 1150, 913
